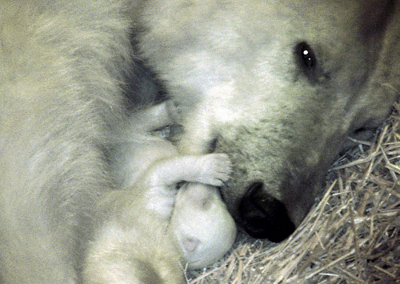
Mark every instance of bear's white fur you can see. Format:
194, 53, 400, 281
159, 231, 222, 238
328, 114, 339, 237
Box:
135, 0, 400, 240
0, 0, 399, 282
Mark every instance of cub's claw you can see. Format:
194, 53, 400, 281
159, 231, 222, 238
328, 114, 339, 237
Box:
196, 153, 232, 186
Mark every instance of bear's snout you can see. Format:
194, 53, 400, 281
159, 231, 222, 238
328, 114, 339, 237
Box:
239, 181, 295, 242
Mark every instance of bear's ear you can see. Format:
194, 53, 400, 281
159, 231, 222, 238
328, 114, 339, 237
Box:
361, 0, 398, 38
361, 1, 400, 125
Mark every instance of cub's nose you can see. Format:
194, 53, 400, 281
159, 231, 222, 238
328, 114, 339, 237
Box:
239, 181, 295, 242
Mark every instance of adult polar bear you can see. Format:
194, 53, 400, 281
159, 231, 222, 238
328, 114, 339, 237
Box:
134, 0, 400, 241
0, 0, 399, 283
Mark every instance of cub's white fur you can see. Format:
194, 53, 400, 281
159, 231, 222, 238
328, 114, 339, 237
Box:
109, 102, 237, 269
170, 183, 236, 269
84, 103, 235, 282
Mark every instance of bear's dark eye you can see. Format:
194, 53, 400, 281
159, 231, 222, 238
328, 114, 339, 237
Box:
295, 41, 317, 76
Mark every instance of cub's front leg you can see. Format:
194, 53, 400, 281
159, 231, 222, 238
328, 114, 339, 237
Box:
141, 153, 232, 219
145, 153, 231, 189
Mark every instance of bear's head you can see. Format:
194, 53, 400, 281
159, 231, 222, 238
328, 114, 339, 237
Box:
137, 0, 400, 241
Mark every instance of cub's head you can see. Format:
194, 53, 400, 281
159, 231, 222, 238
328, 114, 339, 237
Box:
138, 0, 400, 241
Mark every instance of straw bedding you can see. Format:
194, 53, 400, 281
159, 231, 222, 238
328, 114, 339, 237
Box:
187, 102, 400, 284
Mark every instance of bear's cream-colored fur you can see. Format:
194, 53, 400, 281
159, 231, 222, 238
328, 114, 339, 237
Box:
0, 0, 399, 282
135, 0, 400, 241
0, 0, 132, 282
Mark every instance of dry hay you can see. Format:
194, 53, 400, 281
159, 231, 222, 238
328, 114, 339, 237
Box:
187, 102, 400, 284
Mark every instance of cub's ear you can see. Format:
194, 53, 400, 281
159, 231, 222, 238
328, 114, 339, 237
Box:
361, 1, 400, 126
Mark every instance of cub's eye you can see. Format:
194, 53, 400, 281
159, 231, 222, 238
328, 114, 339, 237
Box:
295, 41, 317, 75
176, 181, 187, 190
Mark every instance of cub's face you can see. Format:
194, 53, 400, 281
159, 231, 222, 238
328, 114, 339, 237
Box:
138, 0, 400, 241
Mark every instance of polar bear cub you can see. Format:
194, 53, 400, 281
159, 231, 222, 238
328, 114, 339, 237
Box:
84, 102, 236, 283
111, 102, 237, 269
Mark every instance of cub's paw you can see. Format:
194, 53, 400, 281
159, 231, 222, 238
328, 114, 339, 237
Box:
197, 153, 232, 186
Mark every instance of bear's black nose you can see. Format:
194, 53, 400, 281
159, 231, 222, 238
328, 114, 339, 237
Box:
239, 181, 295, 242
